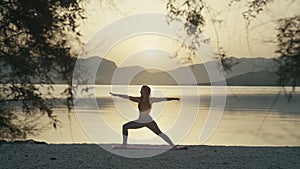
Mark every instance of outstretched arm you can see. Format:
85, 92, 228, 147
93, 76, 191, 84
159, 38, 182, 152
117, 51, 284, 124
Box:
109, 92, 140, 102
109, 92, 128, 99
166, 97, 180, 101
151, 97, 180, 103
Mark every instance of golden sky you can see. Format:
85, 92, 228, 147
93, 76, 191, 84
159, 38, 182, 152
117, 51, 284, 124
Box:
78, 0, 300, 68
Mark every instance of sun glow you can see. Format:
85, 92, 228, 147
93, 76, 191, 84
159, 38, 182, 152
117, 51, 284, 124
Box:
105, 34, 202, 70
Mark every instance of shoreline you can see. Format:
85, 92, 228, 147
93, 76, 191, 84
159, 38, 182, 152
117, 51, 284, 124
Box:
1, 140, 299, 168
2, 139, 300, 147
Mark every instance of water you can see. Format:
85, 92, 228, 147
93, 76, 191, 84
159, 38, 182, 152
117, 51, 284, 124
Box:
30, 85, 300, 146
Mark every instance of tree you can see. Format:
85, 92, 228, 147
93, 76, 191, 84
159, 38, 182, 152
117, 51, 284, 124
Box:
166, 0, 207, 64
1, 0, 298, 140
275, 15, 300, 97
0, 0, 85, 140
166, 0, 276, 68
235, 0, 300, 90
166, 0, 300, 88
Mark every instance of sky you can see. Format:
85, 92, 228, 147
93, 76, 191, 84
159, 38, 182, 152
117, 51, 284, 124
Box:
77, 0, 300, 69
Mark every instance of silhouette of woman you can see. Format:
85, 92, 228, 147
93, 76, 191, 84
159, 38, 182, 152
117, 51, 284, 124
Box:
110, 85, 180, 148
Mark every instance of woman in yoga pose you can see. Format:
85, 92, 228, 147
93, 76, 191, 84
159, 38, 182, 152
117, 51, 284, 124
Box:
110, 85, 180, 147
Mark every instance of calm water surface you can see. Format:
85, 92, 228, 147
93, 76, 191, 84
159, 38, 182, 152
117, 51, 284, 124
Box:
30, 85, 300, 146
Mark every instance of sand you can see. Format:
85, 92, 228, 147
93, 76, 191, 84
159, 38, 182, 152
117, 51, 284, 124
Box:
0, 140, 299, 169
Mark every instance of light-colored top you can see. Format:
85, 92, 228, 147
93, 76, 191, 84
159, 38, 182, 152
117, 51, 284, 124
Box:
136, 97, 166, 123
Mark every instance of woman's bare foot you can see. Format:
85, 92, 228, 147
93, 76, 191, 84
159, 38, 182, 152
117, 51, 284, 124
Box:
120, 144, 127, 148
172, 145, 188, 150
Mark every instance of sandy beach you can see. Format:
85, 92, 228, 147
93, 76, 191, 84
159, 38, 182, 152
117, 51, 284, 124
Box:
0, 141, 299, 169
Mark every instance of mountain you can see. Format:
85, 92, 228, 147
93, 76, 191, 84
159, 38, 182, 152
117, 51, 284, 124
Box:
110, 66, 144, 84
223, 57, 277, 78
73, 56, 117, 84
166, 57, 278, 85
1, 56, 290, 86
169, 64, 210, 85
130, 69, 177, 85
93, 56, 279, 86
95, 57, 117, 84
227, 70, 279, 86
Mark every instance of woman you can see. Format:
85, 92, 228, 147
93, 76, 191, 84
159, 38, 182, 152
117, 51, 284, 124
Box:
110, 85, 180, 148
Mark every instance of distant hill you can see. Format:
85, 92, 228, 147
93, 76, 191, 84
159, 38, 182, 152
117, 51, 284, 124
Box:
110, 66, 144, 84
2, 56, 297, 86
169, 63, 210, 85
130, 69, 177, 85
91, 56, 280, 86
72, 56, 117, 84
227, 70, 279, 86
221, 57, 277, 77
